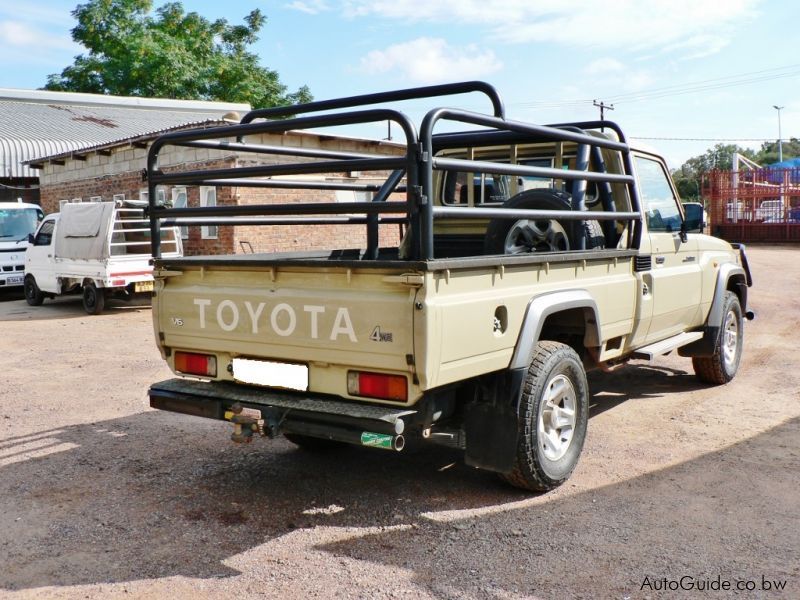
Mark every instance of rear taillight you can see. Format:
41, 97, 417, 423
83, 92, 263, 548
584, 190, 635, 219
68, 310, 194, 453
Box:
174, 351, 217, 377
111, 279, 126, 287
347, 371, 407, 402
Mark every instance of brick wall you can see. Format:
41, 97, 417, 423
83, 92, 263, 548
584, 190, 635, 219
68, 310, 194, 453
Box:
36, 130, 407, 256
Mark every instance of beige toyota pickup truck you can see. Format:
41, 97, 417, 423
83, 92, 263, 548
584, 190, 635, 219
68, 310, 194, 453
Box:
145, 82, 753, 492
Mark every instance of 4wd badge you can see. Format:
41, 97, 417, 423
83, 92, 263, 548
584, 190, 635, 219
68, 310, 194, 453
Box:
370, 326, 393, 342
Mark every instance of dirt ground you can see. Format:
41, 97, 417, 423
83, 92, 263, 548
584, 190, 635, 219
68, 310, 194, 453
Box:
0, 245, 797, 600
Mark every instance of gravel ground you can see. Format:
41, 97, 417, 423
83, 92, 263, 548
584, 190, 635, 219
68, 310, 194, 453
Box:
0, 245, 798, 599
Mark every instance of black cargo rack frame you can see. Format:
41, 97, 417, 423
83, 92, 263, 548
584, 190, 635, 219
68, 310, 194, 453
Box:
146, 80, 642, 261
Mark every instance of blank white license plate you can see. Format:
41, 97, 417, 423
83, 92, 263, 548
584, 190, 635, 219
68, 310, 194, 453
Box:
135, 281, 154, 293
6, 275, 23, 285
232, 358, 308, 391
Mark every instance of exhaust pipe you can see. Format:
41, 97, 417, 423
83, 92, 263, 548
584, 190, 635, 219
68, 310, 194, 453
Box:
283, 419, 405, 452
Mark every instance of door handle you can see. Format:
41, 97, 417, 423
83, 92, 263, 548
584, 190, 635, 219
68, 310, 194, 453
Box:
655, 256, 665, 265
682, 256, 696, 263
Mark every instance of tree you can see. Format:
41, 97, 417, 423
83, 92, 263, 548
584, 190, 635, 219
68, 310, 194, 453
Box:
753, 138, 800, 165
45, 0, 311, 109
672, 144, 757, 201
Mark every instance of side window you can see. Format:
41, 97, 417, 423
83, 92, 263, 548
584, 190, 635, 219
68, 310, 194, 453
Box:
199, 186, 218, 239
636, 156, 681, 233
34, 220, 55, 246
441, 170, 510, 206
172, 187, 188, 239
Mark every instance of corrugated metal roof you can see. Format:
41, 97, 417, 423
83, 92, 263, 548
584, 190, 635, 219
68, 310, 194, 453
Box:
0, 91, 250, 179
25, 118, 227, 166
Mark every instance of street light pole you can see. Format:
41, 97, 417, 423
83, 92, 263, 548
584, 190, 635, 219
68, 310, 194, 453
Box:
773, 105, 784, 162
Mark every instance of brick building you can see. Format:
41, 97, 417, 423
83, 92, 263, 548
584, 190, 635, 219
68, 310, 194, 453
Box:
29, 126, 405, 255
0, 88, 248, 206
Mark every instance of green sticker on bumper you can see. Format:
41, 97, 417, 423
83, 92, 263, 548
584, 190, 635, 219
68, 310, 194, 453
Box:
360, 432, 393, 449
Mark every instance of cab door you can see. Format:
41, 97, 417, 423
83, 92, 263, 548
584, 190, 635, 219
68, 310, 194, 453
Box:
635, 155, 703, 343
26, 217, 59, 293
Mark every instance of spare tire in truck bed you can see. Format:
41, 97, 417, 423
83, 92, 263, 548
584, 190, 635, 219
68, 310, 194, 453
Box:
483, 189, 605, 255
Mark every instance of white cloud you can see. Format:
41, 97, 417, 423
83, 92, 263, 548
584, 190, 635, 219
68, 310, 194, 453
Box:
285, 0, 330, 14
341, 0, 760, 58
359, 37, 502, 84
585, 58, 624, 74
0, 20, 75, 51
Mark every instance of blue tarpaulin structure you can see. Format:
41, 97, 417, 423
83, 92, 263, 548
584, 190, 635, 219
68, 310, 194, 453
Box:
764, 158, 800, 183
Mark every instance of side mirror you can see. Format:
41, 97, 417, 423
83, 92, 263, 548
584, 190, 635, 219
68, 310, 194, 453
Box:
27, 233, 35, 245
683, 202, 704, 233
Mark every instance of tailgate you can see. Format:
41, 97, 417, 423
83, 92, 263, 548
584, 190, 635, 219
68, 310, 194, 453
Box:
153, 264, 419, 402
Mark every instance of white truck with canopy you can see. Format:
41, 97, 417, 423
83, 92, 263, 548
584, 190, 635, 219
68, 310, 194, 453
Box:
24, 200, 181, 314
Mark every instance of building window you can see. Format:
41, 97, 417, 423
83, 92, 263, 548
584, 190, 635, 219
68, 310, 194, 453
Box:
89, 196, 102, 202
172, 187, 188, 239
113, 193, 125, 203
199, 186, 218, 239
139, 190, 148, 202
71, 197, 82, 203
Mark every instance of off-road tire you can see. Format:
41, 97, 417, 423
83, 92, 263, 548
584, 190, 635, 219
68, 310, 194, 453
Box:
693, 291, 743, 384
284, 433, 347, 452
82, 282, 106, 315
484, 189, 605, 255
500, 341, 589, 492
23, 275, 44, 306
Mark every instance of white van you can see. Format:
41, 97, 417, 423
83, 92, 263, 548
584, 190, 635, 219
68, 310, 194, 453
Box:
24, 201, 181, 313
0, 201, 43, 289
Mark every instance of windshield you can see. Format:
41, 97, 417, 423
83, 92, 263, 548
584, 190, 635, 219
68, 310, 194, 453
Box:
0, 208, 43, 240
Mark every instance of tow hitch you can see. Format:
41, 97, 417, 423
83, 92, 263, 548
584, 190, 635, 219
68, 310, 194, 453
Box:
226, 403, 267, 443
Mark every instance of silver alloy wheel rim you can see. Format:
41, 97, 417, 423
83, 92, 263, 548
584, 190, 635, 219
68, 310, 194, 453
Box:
537, 374, 577, 461
504, 219, 570, 254
722, 309, 739, 368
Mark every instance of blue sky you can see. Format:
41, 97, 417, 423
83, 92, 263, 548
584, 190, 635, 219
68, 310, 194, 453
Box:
0, 0, 797, 168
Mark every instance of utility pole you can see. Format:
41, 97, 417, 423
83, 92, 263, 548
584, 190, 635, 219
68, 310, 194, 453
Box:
773, 105, 784, 162
593, 99, 615, 121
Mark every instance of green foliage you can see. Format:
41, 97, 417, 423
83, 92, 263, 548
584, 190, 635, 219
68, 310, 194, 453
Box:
45, 0, 311, 109
672, 144, 756, 201
753, 138, 800, 164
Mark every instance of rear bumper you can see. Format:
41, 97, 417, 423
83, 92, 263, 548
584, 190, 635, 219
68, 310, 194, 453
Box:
149, 377, 418, 438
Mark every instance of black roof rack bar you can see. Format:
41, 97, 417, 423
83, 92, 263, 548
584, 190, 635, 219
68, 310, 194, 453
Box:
433, 157, 635, 185
178, 139, 385, 162
418, 107, 635, 258
421, 110, 630, 153
161, 217, 407, 227
150, 201, 409, 219
150, 108, 417, 154
241, 80, 505, 124
199, 179, 400, 193
148, 108, 419, 258
433, 207, 640, 222
151, 157, 408, 187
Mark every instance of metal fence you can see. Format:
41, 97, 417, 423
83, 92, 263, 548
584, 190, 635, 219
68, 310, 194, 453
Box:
704, 167, 800, 243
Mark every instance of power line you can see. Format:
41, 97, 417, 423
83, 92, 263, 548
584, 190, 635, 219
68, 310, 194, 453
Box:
511, 63, 800, 109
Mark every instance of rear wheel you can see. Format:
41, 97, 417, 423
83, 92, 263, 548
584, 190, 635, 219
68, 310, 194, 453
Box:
484, 189, 605, 255
500, 341, 589, 492
82, 282, 106, 315
24, 275, 44, 306
693, 291, 743, 384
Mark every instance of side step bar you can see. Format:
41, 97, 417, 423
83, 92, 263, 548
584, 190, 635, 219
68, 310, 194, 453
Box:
632, 331, 704, 362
